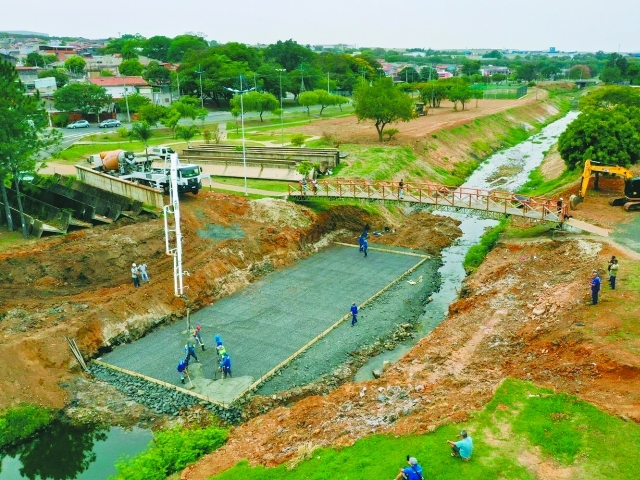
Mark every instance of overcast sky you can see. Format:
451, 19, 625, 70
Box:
3, 0, 638, 53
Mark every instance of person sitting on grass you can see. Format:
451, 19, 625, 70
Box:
394, 456, 423, 480
447, 429, 473, 461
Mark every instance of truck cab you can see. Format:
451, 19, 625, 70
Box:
149, 145, 175, 160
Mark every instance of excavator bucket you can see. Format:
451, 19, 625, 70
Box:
569, 194, 583, 210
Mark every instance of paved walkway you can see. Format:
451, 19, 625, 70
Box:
99, 244, 425, 404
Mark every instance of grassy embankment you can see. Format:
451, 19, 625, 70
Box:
206, 379, 640, 480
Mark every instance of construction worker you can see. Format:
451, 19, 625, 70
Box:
184, 341, 198, 363
177, 358, 188, 384
220, 353, 232, 378
131, 263, 140, 288
192, 325, 205, 350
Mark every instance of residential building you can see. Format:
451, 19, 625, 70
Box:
87, 76, 152, 100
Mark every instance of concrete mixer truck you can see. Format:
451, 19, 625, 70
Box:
87, 149, 204, 195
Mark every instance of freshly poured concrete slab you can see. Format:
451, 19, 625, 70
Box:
99, 243, 426, 403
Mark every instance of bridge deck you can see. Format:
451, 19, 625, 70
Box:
290, 180, 566, 223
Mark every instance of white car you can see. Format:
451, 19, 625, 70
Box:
66, 120, 90, 129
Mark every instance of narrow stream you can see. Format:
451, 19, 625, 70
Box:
355, 111, 578, 379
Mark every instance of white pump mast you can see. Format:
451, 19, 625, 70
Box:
163, 152, 185, 296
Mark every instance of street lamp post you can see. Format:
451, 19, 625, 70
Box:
195, 64, 204, 108
276, 68, 286, 146
224, 77, 255, 196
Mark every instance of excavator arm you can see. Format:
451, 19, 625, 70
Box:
571, 159, 635, 209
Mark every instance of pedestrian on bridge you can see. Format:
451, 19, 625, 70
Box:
350, 302, 358, 326
399, 179, 405, 199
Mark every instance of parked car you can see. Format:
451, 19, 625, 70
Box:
98, 119, 122, 128
66, 120, 90, 129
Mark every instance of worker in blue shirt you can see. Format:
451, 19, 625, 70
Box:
590, 271, 601, 305
350, 302, 358, 326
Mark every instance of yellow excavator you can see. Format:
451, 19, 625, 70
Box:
570, 159, 640, 212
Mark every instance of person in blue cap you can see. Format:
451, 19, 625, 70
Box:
394, 456, 423, 480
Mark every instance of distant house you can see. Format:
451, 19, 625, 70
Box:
87, 76, 152, 100
16, 66, 39, 89
0, 52, 17, 65
481, 66, 509, 77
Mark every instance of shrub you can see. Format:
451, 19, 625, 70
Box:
53, 113, 71, 128
384, 128, 399, 141
463, 220, 507, 274
290, 134, 306, 147
111, 425, 227, 480
0, 403, 55, 449
117, 127, 130, 139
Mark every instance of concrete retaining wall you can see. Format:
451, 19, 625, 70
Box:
5, 188, 71, 231
75, 165, 164, 210
56, 176, 144, 215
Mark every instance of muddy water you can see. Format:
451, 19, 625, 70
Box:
355, 111, 578, 380
0, 422, 152, 480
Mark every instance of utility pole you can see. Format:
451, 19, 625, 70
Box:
276, 68, 286, 146
299, 64, 306, 93
195, 64, 204, 108
122, 76, 131, 122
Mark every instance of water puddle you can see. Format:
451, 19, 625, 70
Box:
0, 423, 152, 480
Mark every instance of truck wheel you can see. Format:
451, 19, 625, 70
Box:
192, 188, 199, 195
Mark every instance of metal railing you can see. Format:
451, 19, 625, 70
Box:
288, 179, 568, 223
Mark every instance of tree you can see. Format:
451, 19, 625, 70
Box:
579, 86, 640, 110
482, 50, 503, 59
119, 58, 144, 76
143, 62, 171, 85
516, 63, 537, 81
142, 36, 172, 62
116, 93, 150, 113
558, 105, 640, 169
460, 60, 481, 76
599, 66, 622, 84
397, 67, 420, 83
263, 39, 315, 73
448, 84, 473, 111
130, 122, 153, 160
37, 69, 69, 88
25, 52, 45, 67
419, 81, 448, 108
53, 83, 111, 117
161, 107, 181, 135
64, 56, 86, 74
138, 104, 167, 127
230, 90, 278, 121
491, 73, 507, 83
0, 60, 61, 236
352, 78, 415, 142
297, 90, 318, 115
176, 124, 199, 147
167, 35, 208, 63
568, 65, 591, 79
419, 66, 438, 81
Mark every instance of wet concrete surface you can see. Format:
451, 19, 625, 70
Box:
99, 243, 435, 402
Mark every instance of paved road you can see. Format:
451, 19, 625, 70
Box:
99, 244, 425, 403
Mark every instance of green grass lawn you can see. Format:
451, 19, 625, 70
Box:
210, 379, 640, 480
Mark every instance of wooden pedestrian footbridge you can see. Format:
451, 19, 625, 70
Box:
287, 179, 609, 237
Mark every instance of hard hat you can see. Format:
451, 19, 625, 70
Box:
132, 263, 136, 267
